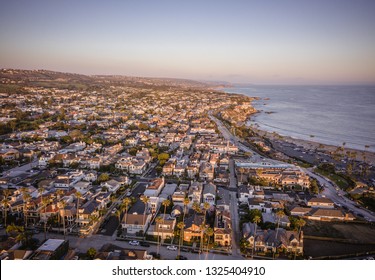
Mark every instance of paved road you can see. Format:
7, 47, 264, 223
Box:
304, 168, 375, 222
229, 191, 241, 257
209, 115, 257, 155
2, 158, 38, 177
16, 229, 243, 259
212, 114, 375, 223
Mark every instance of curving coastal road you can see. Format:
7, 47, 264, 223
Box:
304, 168, 375, 222
211, 113, 375, 223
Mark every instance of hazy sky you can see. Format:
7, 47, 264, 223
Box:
1, 0, 374, 84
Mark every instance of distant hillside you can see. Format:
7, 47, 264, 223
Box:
0, 68, 224, 92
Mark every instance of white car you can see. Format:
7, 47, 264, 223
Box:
129, 240, 140, 246
167, 245, 177, 251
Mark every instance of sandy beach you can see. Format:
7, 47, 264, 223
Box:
252, 127, 375, 165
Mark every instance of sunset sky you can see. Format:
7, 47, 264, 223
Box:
1, 0, 374, 84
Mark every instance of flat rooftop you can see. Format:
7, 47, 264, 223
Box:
37, 239, 65, 252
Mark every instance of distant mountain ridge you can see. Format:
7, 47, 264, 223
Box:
0, 68, 228, 90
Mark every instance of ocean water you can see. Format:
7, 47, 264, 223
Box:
224, 85, 375, 152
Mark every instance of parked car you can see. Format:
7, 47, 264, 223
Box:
140, 241, 150, 247
180, 247, 191, 252
176, 255, 188, 260
129, 240, 140, 246
167, 245, 177, 251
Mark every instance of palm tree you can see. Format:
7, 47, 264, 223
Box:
121, 197, 131, 226
162, 199, 171, 219
23, 192, 31, 228
273, 210, 284, 259
115, 209, 122, 224
6, 224, 32, 246
199, 223, 206, 255
183, 197, 190, 221
59, 200, 67, 239
56, 189, 64, 199
192, 201, 201, 215
75, 191, 82, 228
252, 215, 261, 258
205, 227, 214, 258
38, 187, 45, 200
140, 195, 149, 230
177, 221, 185, 256
20, 187, 28, 224
294, 218, 306, 260
89, 214, 99, 226
202, 202, 210, 224
1, 197, 10, 227
155, 216, 163, 255
2, 189, 12, 226
42, 196, 49, 241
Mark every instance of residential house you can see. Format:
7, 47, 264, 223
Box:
248, 198, 272, 213
243, 226, 304, 255
76, 199, 100, 227
199, 162, 214, 181
307, 208, 355, 221
183, 213, 205, 241
290, 207, 311, 216
101, 179, 121, 192
121, 213, 151, 235
153, 214, 176, 239
38, 153, 54, 167
186, 165, 199, 179
214, 207, 232, 247
86, 157, 102, 169
84, 171, 97, 182
129, 160, 147, 175
238, 185, 255, 204
144, 178, 165, 213
307, 197, 334, 208
203, 182, 217, 206
73, 181, 91, 194
162, 161, 175, 176
0, 148, 20, 161
188, 181, 203, 207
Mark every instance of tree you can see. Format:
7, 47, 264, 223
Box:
86, 247, 97, 259
310, 179, 320, 194
22, 191, 31, 228
202, 202, 210, 225
115, 209, 122, 224
42, 196, 50, 241
177, 221, 185, 256
158, 153, 170, 161
69, 129, 84, 141
140, 195, 149, 232
199, 223, 206, 254
59, 200, 67, 240
162, 199, 171, 219
98, 173, 110, 183
274, 210, 285, 259
155, 216, 163, 255
183, 197, 190, 220
75, 192, 82, 228
205, 227, 214, 257
252, 215, 261, 258
192, 201, 201, 215
1, 197, 10, 227
294, 218, 306, 259
121, 197, 132, 226
6, 224, 32, 246
89, 214, 99, 226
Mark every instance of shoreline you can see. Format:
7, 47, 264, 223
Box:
219, 88, 375, 164
251, 126, 375, 165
